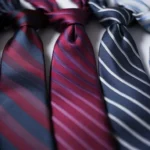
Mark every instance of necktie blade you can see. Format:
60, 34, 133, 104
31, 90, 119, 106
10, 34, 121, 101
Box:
51, 24, 115, 150
26, 0, 116, 149
89, 0, 150, 150
0, 1, 55, 149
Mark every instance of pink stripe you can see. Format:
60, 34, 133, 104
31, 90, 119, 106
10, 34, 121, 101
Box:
53, 116, 91, 150
52, 102, 110, 149
52, 90, 109, 132
10, 39, 43, 70
52, 79, 105, 116
4, 47, 44, 79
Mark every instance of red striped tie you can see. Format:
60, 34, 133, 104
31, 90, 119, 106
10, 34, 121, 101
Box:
26, 0, 116, 149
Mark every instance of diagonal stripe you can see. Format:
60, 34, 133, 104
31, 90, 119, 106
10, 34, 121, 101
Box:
53, 53, 96, 88
99, 58, 150, 99
16, 30, 44, 64
98, 9, 127, 24
53, 117, 91, 150
101, 41, 150, 86
52, 90, 108, 132
5, 47, 44, 79
0, 107, 50, 150
107, 27, 145, 73
0, 76, 50, 129
109, 114, 150, 146
57, 41, 96, 80
0, 134, 16, 150
53, 68, 99, 98
52, 102, 111, 150
52, 79, 105, 116
115, 136, 140, 150
105, 97, 150, 130
100, 77, 150, 114
55, 135, 74, 150
99, 17, 121, 23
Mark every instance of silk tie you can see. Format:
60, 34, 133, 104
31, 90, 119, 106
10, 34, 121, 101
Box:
89, 0, 150, 150
26, 0, 116, 149
0, 1, 55, 149
109, 0, 150, 32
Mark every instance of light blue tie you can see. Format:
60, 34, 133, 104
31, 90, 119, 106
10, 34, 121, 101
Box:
110, 0, 150, 32
89, 0, 150, 150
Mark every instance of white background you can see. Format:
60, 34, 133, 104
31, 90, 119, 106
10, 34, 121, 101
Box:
0, 0, 150, 80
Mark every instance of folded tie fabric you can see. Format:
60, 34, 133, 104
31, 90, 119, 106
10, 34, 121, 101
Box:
109, 0, 150, 32
0, 0, 55, 149
26, 0, 116, 149
89, 0, 150, 150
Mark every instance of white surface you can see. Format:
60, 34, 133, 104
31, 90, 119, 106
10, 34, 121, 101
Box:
0, 0, 150, 80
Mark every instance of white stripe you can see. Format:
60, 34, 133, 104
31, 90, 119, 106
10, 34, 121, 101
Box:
123, 27, 141, 59
109, 114, 150, 146
88, 1, 102, 10
98, 8, 127, 24
101, 41, 150, 86
115, 136, 140, 150
53, 117, 91, 150
105, 97, 150, 130
56, 135, 74, 150
52, 102, 111, 149
100, 77, 150, 114
123, 8, 131, 24
99, 17, 121, 24
99, 58, 150, 99
107, 27, 145, 74
52, 90, 108, 132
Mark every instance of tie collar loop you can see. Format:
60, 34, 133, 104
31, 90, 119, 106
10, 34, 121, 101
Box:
89, 0, 134, 28
25, 0, 90, 32
47, 8, 90, 32
8, 10, 48, 29
113, 0, 150, 32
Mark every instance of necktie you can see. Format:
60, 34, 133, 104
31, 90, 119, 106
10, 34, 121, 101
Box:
110, 0, 150, 32
0, 1, 55, 149
26, 0, 116, 149
89, 0, 150, 150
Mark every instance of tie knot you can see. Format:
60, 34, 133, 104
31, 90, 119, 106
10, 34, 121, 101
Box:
95, 7, 133, 28
9, 10, 47, 29
112, 0, 150, 32
47, 8, 90, 32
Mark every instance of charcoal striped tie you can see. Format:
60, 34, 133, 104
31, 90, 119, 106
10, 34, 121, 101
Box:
89, 0, 150, 150
0, 0, 55, 149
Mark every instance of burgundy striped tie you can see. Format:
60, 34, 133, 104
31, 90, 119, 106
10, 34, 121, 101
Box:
27, 0, 116, 149
0, 0, 55, 149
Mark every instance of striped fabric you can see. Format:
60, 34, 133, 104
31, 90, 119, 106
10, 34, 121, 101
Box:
111, 0, 150, 32
89, 0, 150, 150
26, 0, 116, 149
0, 0, 55, 149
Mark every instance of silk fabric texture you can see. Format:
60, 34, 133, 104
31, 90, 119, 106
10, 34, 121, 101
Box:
25, 0, 116, 149
0, 0, 116, 150
89, 0, 150, 150
0, 0, 56, 149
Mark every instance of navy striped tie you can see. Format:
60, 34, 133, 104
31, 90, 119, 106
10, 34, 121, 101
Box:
89, 0, 150, 150
0, 0, 55, 149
